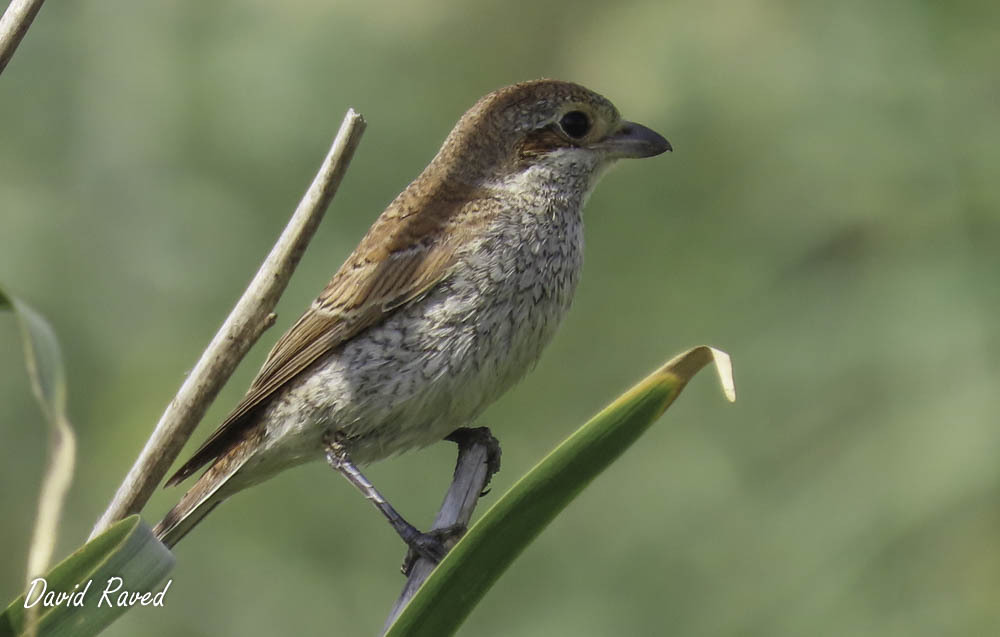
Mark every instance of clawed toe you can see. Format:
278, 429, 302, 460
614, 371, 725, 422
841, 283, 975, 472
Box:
401, 524, 467, 575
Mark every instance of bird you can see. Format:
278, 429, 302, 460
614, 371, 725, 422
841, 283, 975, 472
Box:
153, 79, 671, 557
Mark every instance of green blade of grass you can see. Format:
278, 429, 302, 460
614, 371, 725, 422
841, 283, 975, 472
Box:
1, 287, 75, 589
0, 516, 174, 637
2, 289, 174, 636
385, 346, 735, 637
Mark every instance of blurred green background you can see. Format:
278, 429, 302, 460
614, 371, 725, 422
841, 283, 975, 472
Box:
2, 0, 999, 634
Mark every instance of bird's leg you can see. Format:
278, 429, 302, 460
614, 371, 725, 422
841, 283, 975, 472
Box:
323, 432, 457, 565
398, 426, 503, 574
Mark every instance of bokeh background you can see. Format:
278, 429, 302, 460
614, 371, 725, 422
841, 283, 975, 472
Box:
2, 0, 999, 635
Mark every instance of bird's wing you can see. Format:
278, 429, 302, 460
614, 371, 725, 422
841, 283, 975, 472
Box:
165, 187, 487, 487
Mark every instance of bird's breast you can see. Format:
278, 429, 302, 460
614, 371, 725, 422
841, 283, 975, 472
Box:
450, 194, 586, 360
262, 194, 586, 465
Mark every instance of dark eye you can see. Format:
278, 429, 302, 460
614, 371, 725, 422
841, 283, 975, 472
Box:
559, 110, 591, 138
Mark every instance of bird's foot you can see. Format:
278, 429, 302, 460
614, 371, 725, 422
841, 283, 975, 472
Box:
401, 524, 467, 575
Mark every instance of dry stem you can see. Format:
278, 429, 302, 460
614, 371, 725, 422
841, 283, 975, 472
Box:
0, 0, 46, 74
90, 110, 366, 538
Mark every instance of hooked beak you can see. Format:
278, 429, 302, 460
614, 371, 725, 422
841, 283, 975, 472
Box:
596, 120, 672, 159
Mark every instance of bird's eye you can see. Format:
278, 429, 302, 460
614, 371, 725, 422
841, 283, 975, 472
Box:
559, 110, 591, 139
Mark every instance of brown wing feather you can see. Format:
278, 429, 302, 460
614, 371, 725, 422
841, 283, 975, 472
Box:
165, 184, 491, 487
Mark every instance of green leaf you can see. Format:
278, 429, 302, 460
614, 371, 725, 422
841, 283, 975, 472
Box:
0, 516, 174, 637
1, 290, 175, 636
0, 288, 67, 422
385, 346, 735, 637
1, 288, 76, 593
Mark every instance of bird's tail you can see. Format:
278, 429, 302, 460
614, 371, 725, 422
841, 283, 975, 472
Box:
153, 459, 243, 548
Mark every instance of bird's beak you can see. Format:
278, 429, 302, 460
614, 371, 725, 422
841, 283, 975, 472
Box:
596, 121, 672, 159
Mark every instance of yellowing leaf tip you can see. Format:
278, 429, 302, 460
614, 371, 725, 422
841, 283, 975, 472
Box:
708, 347, 736, 402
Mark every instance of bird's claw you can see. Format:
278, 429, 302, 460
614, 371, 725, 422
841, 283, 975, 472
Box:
401, 524, 467, 575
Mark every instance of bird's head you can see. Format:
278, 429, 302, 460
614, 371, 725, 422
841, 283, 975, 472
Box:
430, 79, 671, 194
